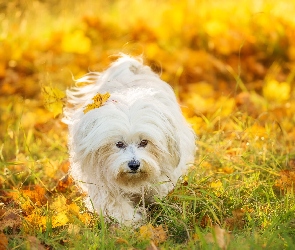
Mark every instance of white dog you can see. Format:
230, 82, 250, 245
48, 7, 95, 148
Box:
63, 54, 196, 225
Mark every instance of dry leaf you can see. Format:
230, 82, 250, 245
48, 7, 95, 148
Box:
52, 212, 69, 228
68, 224, 81, 235
274, 169, 295, 192
60, 161, 70, 173
139, 224, 167, 246
204, 225, 231, 250
79, 212, 92, 225
263, 80, 290, 102
115, 237, 129, 245
224, 208, 245, 230
22, 185, 47, 207
83, 92, 110, 114
25, 210, 47, 231
42, 86, 65, 117
0, 233, 8, 250
9, 186, 47, 212
56, 174, 73, 193
27, 236, 46, 250
0, 209, 22, 231
200, 214, 213, 228
50, 195, 68, 213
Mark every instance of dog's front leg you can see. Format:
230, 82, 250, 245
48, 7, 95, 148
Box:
106, 196, 143, 226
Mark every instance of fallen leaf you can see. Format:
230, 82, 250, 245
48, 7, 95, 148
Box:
60, 161, 70, 173
263, 79, 291, 102
50, 195, 68, 213
25, 210, 47, 231
139, 224, 167, 246
52, 212, 69, 228
0, 209, 22, 231
42, 86, 65, 117
55, 174, 73, 193
224, 208, 245, 230
22, 185, 47, 207
9, 186, 47, 212
83, 92, 110, 114
115, 237, 129, 245
68, 224, 81, 235
27, 236, 46, 250
200, 214, 213, 228
79, 212, 92, 225
204, 225, 231, 250
274, 169, 295, 193
0, 233, 8, 250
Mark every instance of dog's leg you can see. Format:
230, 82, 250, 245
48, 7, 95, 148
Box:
108, 196, 143, 225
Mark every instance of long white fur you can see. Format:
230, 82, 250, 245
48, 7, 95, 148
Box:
63, 54, 196, 225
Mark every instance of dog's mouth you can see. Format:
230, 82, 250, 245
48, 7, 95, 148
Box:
127, 170, 141, 174
116, 170, 149, 185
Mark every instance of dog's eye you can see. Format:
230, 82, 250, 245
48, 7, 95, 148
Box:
139, 140, 148, 148
116, 141, 126, 149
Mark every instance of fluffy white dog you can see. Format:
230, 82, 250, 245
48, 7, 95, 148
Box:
63, 54, 196, 225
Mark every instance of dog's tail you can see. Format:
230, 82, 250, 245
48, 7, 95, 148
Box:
101, 54, 156, 82
63, 54, 159, 123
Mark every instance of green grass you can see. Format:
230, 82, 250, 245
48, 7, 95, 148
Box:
2, 102, 295, 249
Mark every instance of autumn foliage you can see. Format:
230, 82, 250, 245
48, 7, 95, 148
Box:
1, 0, 295, 249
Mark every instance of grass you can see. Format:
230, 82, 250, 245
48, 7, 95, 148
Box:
1, 0, 295, 249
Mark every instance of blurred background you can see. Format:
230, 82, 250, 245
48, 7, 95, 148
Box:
1, 0, 295, 95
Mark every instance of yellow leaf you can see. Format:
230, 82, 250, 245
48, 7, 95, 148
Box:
68, 203, 80, 216
62, 30, 91, 54
83, 92, 110, 114
210, 180, 224, 197
79, 213, 92, 225
50, 195, 68, 213
263, 79, 290, 102
42, 86, 65, 117
139, 224, 167, 245
52, 212, 69, 228
25, 210, 47, 231
210, 180, 223, 189
222, 166, 234, 174
139, 224, 154, 239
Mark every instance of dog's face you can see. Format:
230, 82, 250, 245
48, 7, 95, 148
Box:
105, 137, 161, 190
73, 91, 180, 193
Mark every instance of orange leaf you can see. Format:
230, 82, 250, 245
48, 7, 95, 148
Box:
0, 233, 8, 250
56, 174, 73, 193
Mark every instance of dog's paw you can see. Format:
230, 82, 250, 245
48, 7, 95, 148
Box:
122, 211, 143, 227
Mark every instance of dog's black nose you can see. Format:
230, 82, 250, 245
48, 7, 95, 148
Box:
128, 160, 140, 171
